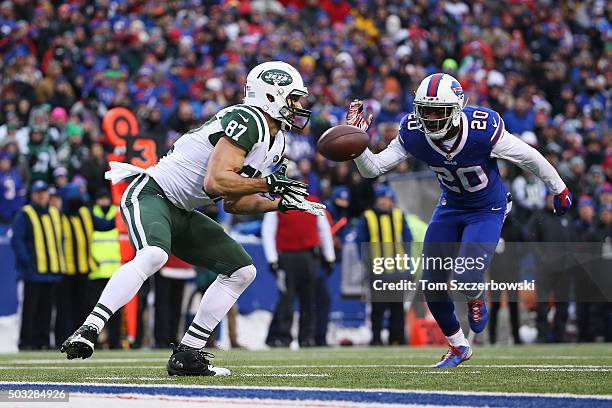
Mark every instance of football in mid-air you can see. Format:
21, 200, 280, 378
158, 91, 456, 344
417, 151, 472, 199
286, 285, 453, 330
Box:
317, 125, 369, 162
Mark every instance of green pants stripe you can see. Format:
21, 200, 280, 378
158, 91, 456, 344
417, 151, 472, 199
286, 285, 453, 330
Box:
120, 175, 143, 249
120, 174, 149, 250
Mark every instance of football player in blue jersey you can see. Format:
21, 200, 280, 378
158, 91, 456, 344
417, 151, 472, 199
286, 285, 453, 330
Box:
348, 73, 572, 368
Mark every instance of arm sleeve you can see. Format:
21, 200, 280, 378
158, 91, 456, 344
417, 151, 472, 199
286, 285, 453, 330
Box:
261, 211, 279, 263
317, 215, 336, 263
491, 130, 566, 194
354, 136, 409, 178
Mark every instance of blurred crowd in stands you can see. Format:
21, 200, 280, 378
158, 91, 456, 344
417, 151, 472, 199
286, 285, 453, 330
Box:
0, 0, 610, 347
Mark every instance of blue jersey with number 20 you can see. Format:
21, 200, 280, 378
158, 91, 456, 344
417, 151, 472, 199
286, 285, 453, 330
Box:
398, 106, 507, 210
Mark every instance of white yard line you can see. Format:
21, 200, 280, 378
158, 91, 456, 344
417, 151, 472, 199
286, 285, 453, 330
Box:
527, 368, 611, 372
239, 374, 331, 377
6, 355, 612, 365
388, 371, 483, 375
0, 366, 162, 370
86, 377, 178, 381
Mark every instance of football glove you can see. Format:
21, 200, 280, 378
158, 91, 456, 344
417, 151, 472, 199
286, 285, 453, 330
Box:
553, 187, 572, 215
346, 99, 373, 132
265, 159, 308, 197
278, 194, 327, 216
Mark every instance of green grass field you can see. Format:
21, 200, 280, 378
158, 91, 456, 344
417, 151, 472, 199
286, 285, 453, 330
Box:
0, 344, 610, 396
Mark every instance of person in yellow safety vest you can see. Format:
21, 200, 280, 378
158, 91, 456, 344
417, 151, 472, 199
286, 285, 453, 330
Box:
355, 185, 413, 346
89, 189, 122, 349
11, 181, 65, 350
54, 183, 116, 348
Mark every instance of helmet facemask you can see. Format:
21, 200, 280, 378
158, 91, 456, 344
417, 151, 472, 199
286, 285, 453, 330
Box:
275, 89, 311, 130
414, 102, 462, 140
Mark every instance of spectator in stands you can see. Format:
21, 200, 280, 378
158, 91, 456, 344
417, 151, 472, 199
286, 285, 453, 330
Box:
11, 181, 63, 349
575, 196, 596, 235
52, 166, 69, 196
504, 96, 535, 135
511, 168, 547, 223
0, 150, 26, 224
356, 185, 412, 345
27, 128, 57, 183
81, 142, 108, 200
263, 197, 335, 348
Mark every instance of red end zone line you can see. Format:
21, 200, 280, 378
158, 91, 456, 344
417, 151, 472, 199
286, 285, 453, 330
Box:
69, 393, 421, 408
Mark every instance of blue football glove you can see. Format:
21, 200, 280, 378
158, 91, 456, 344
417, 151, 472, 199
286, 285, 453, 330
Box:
553, 187, 572, 215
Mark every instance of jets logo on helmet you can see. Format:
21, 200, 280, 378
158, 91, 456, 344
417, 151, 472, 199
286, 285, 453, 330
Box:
261, 69, 293, 86
414, 73, 467, 140
244, 61, 311, 130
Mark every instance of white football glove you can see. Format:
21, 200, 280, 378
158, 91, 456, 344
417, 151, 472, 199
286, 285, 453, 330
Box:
346, 99, 373, 132
278, 194, 327, 216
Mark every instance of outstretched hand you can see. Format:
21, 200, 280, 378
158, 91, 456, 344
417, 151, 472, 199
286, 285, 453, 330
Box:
346, 99, 373, 132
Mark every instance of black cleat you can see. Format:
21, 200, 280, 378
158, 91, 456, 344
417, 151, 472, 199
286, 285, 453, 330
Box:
166, 343, 231, 376
60, 325, 98, 360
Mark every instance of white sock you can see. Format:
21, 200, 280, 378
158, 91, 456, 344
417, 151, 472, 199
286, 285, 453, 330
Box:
181, 265, 256, 348
447, 328, 470, 348
84, 246, 168, 332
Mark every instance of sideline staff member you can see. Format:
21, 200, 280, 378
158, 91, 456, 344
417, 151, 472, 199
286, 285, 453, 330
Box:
11, 180, 64, 349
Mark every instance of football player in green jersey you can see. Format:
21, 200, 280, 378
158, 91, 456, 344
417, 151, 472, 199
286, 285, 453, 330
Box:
61, 61, 324, 376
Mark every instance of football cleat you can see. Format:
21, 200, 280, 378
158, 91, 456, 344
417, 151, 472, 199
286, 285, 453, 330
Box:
60, 325, 98, 360
467, 298, 489, 333
166, 343, 231, 376
434, 345, 473, 368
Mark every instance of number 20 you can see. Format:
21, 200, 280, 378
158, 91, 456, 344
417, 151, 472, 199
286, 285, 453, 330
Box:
470, 110, 489, 130
430, 166, 489, 193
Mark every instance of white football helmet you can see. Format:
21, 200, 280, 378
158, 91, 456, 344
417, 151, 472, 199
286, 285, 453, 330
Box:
413, 73, 467, 140
244, 61, 311, 130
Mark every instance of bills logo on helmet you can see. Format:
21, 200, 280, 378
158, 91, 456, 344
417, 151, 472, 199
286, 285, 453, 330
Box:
451, 80, 464, 97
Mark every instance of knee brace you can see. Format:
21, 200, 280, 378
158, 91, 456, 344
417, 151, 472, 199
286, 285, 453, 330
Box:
133, 246, 168, 280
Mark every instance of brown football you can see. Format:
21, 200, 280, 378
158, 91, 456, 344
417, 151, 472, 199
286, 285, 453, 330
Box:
317, 125, 369, 162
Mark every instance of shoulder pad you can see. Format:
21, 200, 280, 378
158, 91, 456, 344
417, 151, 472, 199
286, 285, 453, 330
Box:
464, 106, 505, 147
